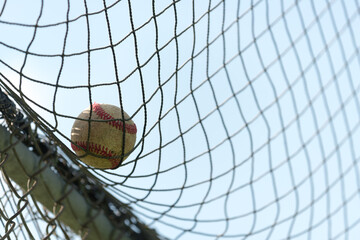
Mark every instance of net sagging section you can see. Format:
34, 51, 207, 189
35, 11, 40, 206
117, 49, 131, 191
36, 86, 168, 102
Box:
0, 0, 360, 239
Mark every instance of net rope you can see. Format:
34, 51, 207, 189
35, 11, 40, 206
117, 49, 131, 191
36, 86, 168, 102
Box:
0, 0, 360, 239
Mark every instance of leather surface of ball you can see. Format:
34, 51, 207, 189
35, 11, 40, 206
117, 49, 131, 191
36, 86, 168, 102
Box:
71, 103, 137, 169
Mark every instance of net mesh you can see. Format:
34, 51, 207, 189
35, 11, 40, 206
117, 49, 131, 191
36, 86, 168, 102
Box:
1, 0, 360, 239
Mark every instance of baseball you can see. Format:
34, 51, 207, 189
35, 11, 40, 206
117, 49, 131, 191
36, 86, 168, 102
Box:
71, 103, 137, 169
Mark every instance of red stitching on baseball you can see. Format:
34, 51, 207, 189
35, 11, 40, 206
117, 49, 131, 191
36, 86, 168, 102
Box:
92, 103, 137, 134
71, 141, 119, 168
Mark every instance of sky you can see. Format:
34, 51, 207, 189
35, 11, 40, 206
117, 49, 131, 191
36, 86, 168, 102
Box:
1, 0, 360, 239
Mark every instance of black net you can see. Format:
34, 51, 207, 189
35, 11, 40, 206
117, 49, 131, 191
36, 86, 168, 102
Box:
1, 0, 360, 239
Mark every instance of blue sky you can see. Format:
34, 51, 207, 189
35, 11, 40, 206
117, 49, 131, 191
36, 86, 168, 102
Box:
1, 0, 360, 239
